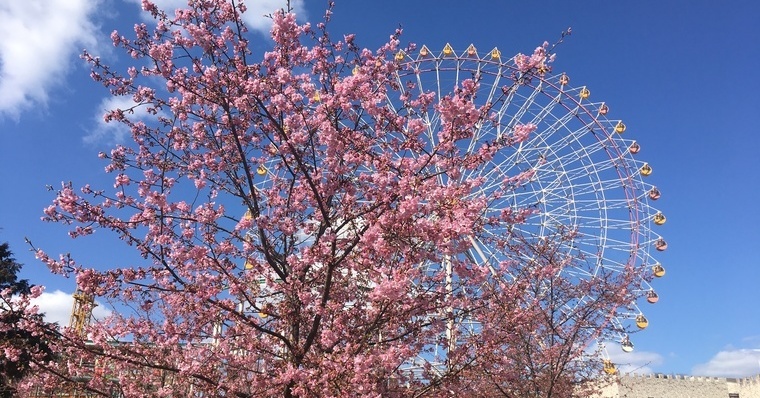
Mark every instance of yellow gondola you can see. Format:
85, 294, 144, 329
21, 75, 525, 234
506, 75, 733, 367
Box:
640, 163, 652, 176
654, 213, 666, 225
652, 263, 666, 277
443, 43, 454, 56
579, 87, 590, 99
603, 360, 618, 375
615, 121, 626, 134
636, 314, 649, 329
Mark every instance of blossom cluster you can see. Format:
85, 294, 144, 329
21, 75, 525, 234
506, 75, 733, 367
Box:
27, 2, 634, 397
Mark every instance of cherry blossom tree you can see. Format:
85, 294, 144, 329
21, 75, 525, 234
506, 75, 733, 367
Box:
23, 1, 640, 397
0, 242, 56, 398
450, 229, 630, 397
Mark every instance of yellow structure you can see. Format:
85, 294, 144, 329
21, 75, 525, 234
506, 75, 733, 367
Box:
69, 289, 95, 339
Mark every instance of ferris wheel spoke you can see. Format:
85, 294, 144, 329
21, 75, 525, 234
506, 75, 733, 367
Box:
305, 47, 665, 370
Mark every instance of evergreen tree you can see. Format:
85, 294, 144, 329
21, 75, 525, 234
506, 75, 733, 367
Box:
0, 242, 55, 397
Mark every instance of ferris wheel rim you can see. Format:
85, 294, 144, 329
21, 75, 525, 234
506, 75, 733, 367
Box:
388, 44, 665, 356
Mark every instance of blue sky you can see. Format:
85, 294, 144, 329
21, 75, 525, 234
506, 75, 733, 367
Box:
1, 0, 759, 378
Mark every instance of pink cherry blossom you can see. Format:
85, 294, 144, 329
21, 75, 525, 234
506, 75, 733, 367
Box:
21, 2, 639, 397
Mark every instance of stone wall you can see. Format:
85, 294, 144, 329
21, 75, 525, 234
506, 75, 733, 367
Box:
734, 375, 760, 397
596, 373, 760, 398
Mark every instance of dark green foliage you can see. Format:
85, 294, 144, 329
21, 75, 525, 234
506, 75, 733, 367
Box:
0, 242, 56, 398
0, 242, 30, 295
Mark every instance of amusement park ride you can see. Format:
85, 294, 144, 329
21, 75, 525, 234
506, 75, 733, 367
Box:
372, 43, 668, 376
69, 289, 95, 340
242, 42, 668, 378
27, 42, 666, 394
25, 291, 101, 398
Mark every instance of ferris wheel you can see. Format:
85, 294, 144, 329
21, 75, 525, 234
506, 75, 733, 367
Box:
384, 43, 667, 374
245, 42, 666, 378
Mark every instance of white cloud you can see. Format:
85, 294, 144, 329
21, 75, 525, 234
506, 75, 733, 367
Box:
606, 342, 664, 375
85, 95, 150, 144
32, 289, 112, 327
85, 1, 307, 144
692, 348, 760, 377
240, 0, 306, 35
0, 0, 101, 119
131, 0, 306, 36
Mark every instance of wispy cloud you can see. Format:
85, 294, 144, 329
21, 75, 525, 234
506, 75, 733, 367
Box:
88, 0, 308, 144
606, 343, 665, 375
0, 0, 101, 120
31, 289, 112, 327
130, 0, 306, 35
692, 348, 760, 377
85, 95, 151, 144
